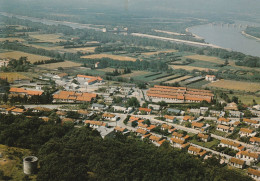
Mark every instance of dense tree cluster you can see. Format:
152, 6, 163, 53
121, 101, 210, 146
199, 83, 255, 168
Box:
1, 57, 31, 72
33, 59, 64, 65
245, 26, 260, 39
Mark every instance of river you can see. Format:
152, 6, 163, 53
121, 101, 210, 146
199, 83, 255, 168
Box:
189, 23, 260, 57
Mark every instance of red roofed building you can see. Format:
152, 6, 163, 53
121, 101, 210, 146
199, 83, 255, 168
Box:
139, 107, 152, 114
9, 87, 43, 97
53, 91, 97, 103
77, 74, 103, 85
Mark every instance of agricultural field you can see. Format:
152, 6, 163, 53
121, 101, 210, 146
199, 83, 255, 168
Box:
152, 74, 181, 83
70, 47, 97, 53
81, 54, 136, 62
24, 43, 63, 51
141, 49, 177, 56
164, 75, 192, 84
0, 72, 31, 83
185, 55, 224, 64
207, 79, 260, 92
0, 51, 51, 63
227, 93, 260, 105
170, 65, 217, 72
0, 144, 35, 181
37, 61, 81, 69
0, 38, 25, 42
120, 71, 149, 78
28, 33, 66, 43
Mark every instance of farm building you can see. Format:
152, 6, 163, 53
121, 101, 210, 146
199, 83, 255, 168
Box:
53, 91, 97, 103
77, 74, 103, 85
146, 85, 213, 103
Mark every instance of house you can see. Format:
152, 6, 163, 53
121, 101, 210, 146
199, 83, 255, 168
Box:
248, 168, 260, 180
148, 104, 160, 111
182, 116, 195, 122
102, 113, 119, 121
191, 122, 210, 132
229, 111, 243, 118
205, 75, 216, 82
217, 117, 231, 125
56, 111, 67, 118
172, 132, 190, 141
85, 120, 108, 129
164, 115, 177, 122
170, 138, 190, 150
218, 139, 244, 151
77, 74, 103, 86
236, 151, 260, 164
53, 73, 68, 80
10, 107, 25, 115
224, 102, 238, 111
243, 118, 259, 129
188, 146, 207, 158
250, 137, 260, 146
77, 109, 89, 117
146, 125, 157, 132
95, 62, 100, 68
197, 133, 211, 142
149, 135, 162, 143
200, 107, 209, 115
32, 107, 52, 113
216, 125, 234, 133
137, 123, 148, 130
91, 103, 107, 111
229, 157, 245, 169
62, 118, 75, 124
251, 110, 260, 117
136, 128, 148, 136
161, 124, 173, 131
139, 107, 152, 114
114, 126, 128, 134
167, 108, 181, 115
189, 109, 201, 116
239, 128, 256, 137
209, 110, 221, 117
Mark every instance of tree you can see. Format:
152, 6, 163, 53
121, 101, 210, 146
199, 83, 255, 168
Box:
126, 97, 140, 107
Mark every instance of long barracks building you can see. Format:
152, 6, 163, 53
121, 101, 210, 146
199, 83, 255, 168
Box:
146, 85, 214, 103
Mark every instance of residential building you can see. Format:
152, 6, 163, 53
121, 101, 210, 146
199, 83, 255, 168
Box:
191, 122, 210, 132
148, 104, 160, 111
167, 108, 181, 115
149, 135, 162, 143
102, 113, 119, 121
224, 102, 238, 111
85, 120, 108, 129
91, 103, 106, 111
205, 75, 216, 82
172, 132, 190, 141
188, 146, 207, 158
217, 117, 231, 125
250, 137, 260, 146
164, 115, 177, 122
139, 107, 152, 114
218, 139, 245, 151
77, 74, 103, 85
248, 168, 260, 180
216, 125, 234, 133
136, 128, 148, 136
170, 137, 190, 150
114, 126, 128, 134
243, 118, 259, 129
161, 124, 173, 131
182, 115, 195, 122
229, 111, 243, 118
197, 133, 211, 142
236, 151, 260, 164
239, 128, 256, 137
229, 157, 245, 169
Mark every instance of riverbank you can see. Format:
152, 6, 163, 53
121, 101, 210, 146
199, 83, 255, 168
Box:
185, 28, 204, 40
241, 31, 260, 41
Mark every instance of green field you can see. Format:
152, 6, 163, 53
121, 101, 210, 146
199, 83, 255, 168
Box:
189, 138, 220, 149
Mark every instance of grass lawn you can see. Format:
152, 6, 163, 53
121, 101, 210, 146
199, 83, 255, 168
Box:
211, 130, 227, 137
190, 138, 220, 149
227, 93, 260, 105
0, 144, 36, 180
